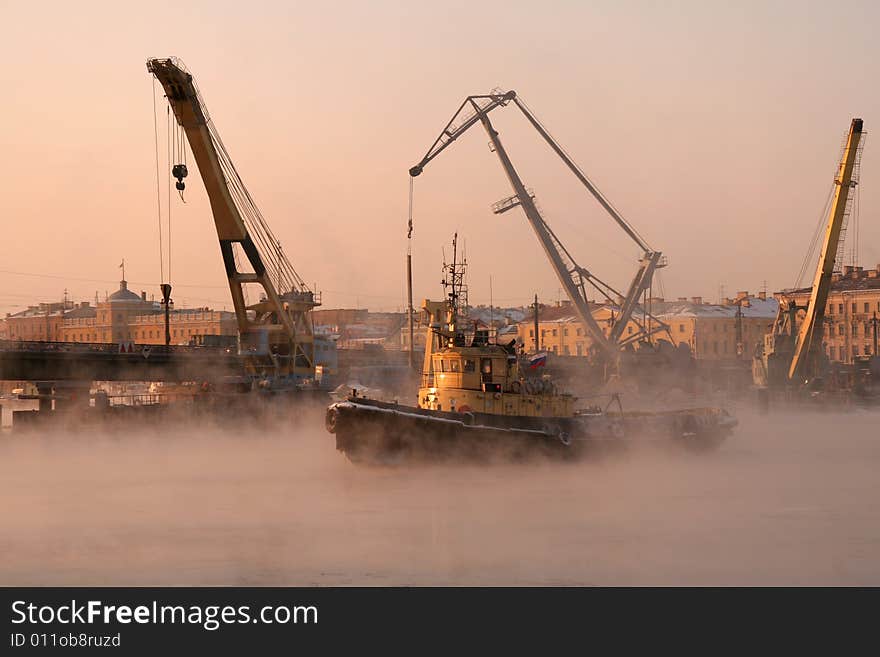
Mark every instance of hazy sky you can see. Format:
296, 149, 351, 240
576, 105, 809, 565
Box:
2, 0, 878, 314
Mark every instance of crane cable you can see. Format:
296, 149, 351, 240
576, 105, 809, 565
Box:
167, 105, 173, 283
794, 183, 835, 289
852, 182, 860, 269
407, 175, 414, 244
152, 77, 165, 284
514, 95, 652, 252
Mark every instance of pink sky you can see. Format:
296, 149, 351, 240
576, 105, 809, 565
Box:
2, 0, 878, 314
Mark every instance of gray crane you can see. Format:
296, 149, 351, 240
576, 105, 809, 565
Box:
410, 90, 668, 366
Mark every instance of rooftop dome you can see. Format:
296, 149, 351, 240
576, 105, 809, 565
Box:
108, 280, 143, 303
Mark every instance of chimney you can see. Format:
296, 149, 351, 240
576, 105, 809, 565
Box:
80, 301, 90, 308
758, 291, 767, 300
691, 296, 702, 305
736, 290, 749, 300
851, 267, 863, 280
843, 265, 854, 276
677, 297, 687, 302
868, 270, 879, 279
141, 291, 147, 301
723, 297, 733, 306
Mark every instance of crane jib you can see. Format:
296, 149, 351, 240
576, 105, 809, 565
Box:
146, 57, 318, 381
408, 90, 667, 362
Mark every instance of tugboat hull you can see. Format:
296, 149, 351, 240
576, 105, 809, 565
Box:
326, 397, 736, 464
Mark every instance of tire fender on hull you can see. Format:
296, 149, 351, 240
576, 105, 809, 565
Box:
325, 405, 340, 434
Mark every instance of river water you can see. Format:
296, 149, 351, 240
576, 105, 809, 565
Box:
1, 405, 878, 585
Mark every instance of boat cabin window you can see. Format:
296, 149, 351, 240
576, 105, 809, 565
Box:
450, 359, 461, 373
463, 359, 475, 373
481, 358, 492, 382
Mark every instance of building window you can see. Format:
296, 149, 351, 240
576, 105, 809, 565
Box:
839, 304, 844, 314
563, 328, 568, 336
838, 324, 845, 335
563, 345, 570, 355
552, 329, 557, 337
576, 328, 582, 336
852, 303, 857, 314
865, 303, 870, 313
679, 324, 685, 332
627, 326, 633, 334
576, 343, 583, 356
529, 329, 534, 337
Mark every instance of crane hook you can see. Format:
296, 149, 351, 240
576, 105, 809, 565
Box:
172, 163, 188, 191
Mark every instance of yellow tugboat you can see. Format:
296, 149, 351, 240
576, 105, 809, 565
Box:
325, 237, 736, 464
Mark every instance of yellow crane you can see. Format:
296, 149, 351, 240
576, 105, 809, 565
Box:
147, 57, 319, 383
755, 118, 864, 387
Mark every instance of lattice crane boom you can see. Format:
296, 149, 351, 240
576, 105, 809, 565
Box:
788, 118, 864, 381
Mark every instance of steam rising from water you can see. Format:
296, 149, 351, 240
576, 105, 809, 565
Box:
1, 405, 879, 585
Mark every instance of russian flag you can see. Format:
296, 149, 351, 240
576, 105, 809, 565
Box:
528, 352, 548, 369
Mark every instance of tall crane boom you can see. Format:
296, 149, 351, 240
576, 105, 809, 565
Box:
410, 91, 668, 363
788, 118, 864, 381
147, 57, 318, 381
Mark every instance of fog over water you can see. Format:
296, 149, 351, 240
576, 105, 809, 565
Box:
1, 405, 879, 585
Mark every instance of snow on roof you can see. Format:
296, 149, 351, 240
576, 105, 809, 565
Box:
514, 297, 779, 324
652, 297, 778, 319
467, 306, 529, 324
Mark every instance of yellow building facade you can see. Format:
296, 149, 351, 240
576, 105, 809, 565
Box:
784, 264, 880, 364
517, 294, 779, 361
2, 280, 237, 346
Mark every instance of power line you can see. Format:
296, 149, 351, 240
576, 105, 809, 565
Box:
0, 269, 228, 289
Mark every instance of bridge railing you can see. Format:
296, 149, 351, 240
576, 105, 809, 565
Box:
0, 340, 232, 356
